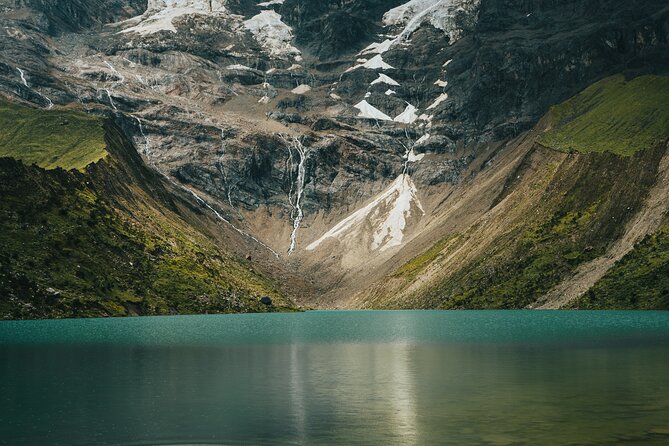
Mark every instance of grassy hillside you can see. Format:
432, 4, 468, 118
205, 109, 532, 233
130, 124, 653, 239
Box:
356, 74, 669, 310
419, 149, 662, 309
0, 99, 107, 170
0, 101, 294, 319
539, 75, 669, 156
569, 225, 669, 309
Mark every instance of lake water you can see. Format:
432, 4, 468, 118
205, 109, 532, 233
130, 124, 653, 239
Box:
1, 311, 669, 446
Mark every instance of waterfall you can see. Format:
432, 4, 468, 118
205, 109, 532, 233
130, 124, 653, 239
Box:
217, 129, 236, 209
134, 116, 150, 155
283, 135, 310, 255
101, 60, 124, 110
181, 184, 280, 259
104, 61, 125, 84
17, 68, 28, 87
150, 163, 280, 259
16, 67, 54, 109
103, 89, 117, 110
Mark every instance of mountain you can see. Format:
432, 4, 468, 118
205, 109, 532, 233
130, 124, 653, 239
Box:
0, 99, 296, 318
0, 0, 668, 316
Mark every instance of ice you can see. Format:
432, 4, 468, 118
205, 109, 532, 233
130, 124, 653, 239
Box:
307, 174, 424, 252
244, 11, 301, 59
394, 104, 419, 124
354, 100, 393, 121
427, 93, 448, 110
371, 73, 400, 87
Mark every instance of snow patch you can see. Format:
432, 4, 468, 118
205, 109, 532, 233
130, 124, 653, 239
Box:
361, 39, 395, 55
307, 174, 424, 252
346, 54, 395, 73
291, 84, 311, 94
121, 1, 228, 35
364, 54, 395, 70
394, 104, 419, 124
244, 10, 301, 59
258, 0, 284, 6
415, 133, 431, 145
384, 0, 480, 44
226, 64, 254, 71
354, 100, 393, 121
371, 73, 400, 87
427, 92, 448, 109
407, 148, 425, 162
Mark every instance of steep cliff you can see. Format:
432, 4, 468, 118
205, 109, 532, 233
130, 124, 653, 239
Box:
0, 100, 295, 318
0, 0, 668, 313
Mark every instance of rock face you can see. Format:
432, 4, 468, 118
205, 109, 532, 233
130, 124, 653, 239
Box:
15, 0, 148, 34
0, 0, 668, 310
443, 0, 669, 139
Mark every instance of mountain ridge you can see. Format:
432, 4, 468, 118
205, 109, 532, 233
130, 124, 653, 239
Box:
1, 0, 668, 315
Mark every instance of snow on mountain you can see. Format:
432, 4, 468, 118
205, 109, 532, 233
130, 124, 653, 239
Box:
394, 104, 419, 123
384, 0, 480, 44
356, 0, 479, 56
427, 92, 448, 109
346, 54, 395, 73
354, 100, 393, 121
407, 148, 425, 162
307, 174, 424, 252
147, 0, 227, 12
258, 0, 284, 7
292, 84, 311, 94
121, 0, 228, 35
415, 134, 431, 145
361, 39, 395, 55
243, 10, 301, 59
371, 73, 400, 87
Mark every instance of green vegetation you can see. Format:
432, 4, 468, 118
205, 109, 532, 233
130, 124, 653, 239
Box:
0, 157, 292, 319
570, 226, 669, 309
0, 101, 293, 319
392, 235, 458, 282
429, 205, 604, 309
539, 75, 669, 156
0, 99, 107, 170
382, 144, 664, 310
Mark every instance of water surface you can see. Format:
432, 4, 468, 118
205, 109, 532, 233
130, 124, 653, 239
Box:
1, 311, 668, 445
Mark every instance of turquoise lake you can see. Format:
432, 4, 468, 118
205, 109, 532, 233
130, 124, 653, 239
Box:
1, 310, 669, 445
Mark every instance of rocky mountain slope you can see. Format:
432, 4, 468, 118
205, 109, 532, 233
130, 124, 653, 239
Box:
0, 0, 668, 314
0, 99, 295, 318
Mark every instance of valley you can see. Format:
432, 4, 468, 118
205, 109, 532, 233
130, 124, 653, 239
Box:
1, 0, 668, 316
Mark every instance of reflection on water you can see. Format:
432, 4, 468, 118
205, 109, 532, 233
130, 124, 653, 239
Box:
1, 311, 669, 446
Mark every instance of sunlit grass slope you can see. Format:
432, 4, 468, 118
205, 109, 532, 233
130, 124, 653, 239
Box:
539, 75, 669, 156
0, 100, 293, 319
0, 99, 107, 170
